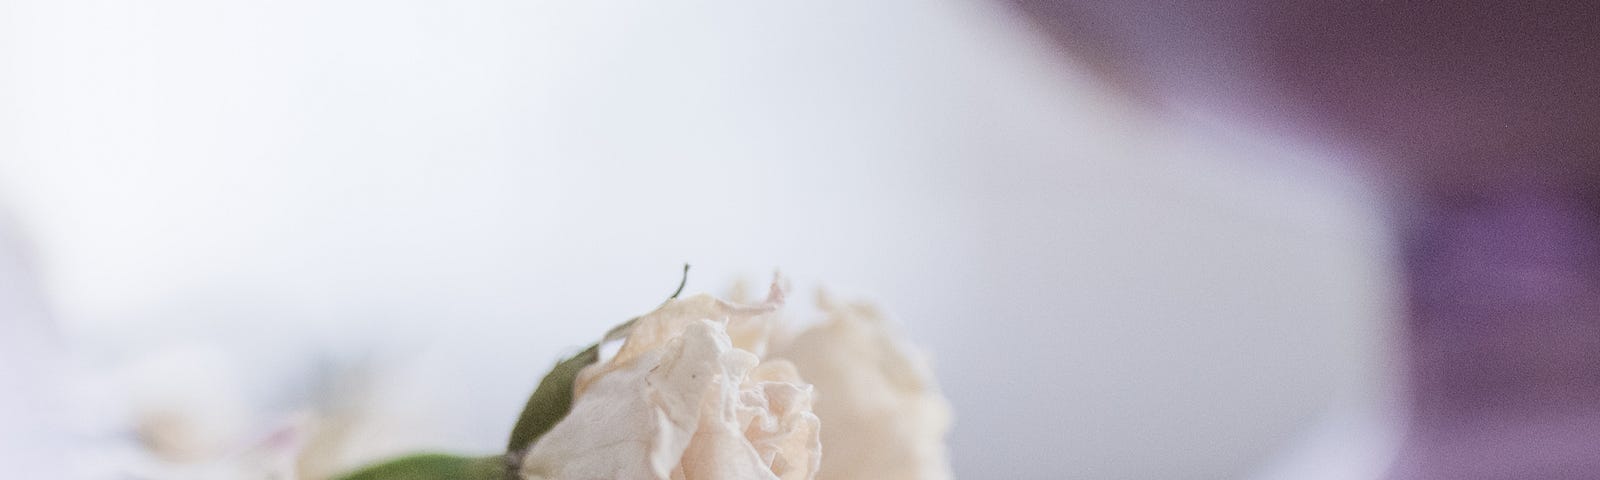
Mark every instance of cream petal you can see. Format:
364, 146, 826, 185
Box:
739, 380, 821, 480
772, 302, 953, 480
579, 279, 787, 396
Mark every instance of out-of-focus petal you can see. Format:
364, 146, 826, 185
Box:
771, 299, 953, 480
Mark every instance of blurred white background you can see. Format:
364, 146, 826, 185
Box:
1, 0, 1401, 478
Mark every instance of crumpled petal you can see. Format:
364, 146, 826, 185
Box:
736, 362, 822, 480
520, 283, 820, 480
676, 359, 820, 480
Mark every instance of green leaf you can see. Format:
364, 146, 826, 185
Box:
333, 453, 504, 480
505, 344, 599, 454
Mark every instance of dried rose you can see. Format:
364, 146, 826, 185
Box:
518, 288, 821, 480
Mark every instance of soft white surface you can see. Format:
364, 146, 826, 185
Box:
0, 222, 70, 478
1, 0, 1399, 477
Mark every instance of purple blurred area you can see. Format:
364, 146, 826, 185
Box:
1400, 192, 1600, 478
1012, 1, 1600, 478
1010, 1, 1600, 192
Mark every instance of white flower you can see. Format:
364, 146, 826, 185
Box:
517, 281, 952, 480
519, 289, 820, 480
